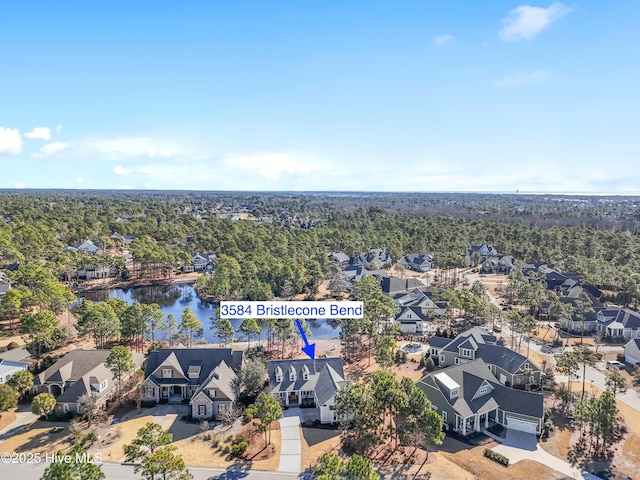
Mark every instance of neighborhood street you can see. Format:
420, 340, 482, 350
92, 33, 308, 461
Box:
0, 461, 309, 480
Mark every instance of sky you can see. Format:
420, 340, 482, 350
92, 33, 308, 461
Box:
1, 1, 639, 193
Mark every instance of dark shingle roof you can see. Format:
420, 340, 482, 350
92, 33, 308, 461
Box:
145, 348, 243, 385
267, 358, 345, 396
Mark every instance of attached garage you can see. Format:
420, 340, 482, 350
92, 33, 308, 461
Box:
506, 416, 538, 434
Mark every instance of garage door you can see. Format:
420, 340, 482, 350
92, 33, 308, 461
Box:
506, 416, 538, 434
627, 355, 640, 366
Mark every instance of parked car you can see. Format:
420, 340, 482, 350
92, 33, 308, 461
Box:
605, 360, 625, 370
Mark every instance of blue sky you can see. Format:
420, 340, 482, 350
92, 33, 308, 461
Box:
1, 1, 639, 192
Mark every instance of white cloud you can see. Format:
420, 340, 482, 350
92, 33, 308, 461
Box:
24, 127, 51, 140
56, 125, 62, 133
0, 127, 22, 155
493, 70, 551, 87
113, 166, 132, 176
15, 182, 25, 188
499, 2, 572, 41
433, 34, 455, 47
222, 152, 322, 180
33, 141, 69, 158
75, 177, 84, 183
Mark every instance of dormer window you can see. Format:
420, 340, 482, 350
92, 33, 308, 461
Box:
288, 365, 297, 382
450, 388, 459, 399
302, 365, 310, 381
478, 386, 488, 396
162, 368, 172, 378
524, 362, 529, 369
275, 366, 283, 383
461, 349, 473, 358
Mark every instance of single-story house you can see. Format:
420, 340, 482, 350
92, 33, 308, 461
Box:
62, 240, 100, 255
624, 339, 640, 366
33, 349, 145, 416
267, 358, 349, 424
417, 358, 544, 436
140, 348, 243, 419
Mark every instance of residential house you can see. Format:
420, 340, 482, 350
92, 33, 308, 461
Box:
350, 248, 392, 270
480, 255, 517, 275
0, 270, 11, 297
468, 244, 498, 264
78, 264, 116, 280
596, 307, 640, 340
341, 266, 387, 284
394, 306, 431, 335
0, 358, 29, 385
392, 288, 447, 318
398, 253, 433, 272
140, 348, 243, 419
267, 358, 348, 424
33, 349, 145, 415
624, 339, 640, 366
110, 233, 135, 246
0, 347, 31, 363
417, 359, 544, 436
188, 254, 216, 273
328, 252, 350, 268
62, 240, 100, 255
429, 327, 542, 388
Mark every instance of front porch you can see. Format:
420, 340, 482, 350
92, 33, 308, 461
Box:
454, 409, 496, 436
160, 385, 187, 403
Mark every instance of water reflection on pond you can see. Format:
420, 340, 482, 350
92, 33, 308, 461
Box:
80, 283, 340, 343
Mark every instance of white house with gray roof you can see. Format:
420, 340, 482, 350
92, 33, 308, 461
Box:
0, 359, 28, 385
418, 359, 544, 436
624, 339, 640, 366
140, 348, 243, 419
267, 358, 348, 424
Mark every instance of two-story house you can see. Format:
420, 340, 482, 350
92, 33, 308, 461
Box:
398, 253, 433, 272
394, 306, 431, 335
418, 359, 544, 436
428, 327, 542, 388
140, 348, 243, 419
267, 358, 349, 424
33, 349, 145, 416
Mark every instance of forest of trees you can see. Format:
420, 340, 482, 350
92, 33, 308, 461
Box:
3, 191, 640, 305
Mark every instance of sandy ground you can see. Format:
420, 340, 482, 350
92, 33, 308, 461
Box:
0, 410, 17, 431
0, 420, 74, 454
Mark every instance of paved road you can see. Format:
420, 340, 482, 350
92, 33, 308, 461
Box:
0, 461, 310, 479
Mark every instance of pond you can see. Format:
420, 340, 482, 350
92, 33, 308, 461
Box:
80, 283, 341, 343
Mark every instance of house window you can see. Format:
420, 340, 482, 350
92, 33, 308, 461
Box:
442, 410, 448, 423
454, 358, 459, 365
63, 404, 69, 413
461, 349, 472, 358
524, 362, 529, 369
440, 355, 445, 364
100, 380, 107, 391
450, 388, 459, 399
198, 404, 206, 416
145, 387, 155, 397
431, 404, 438, 411
209, 389, 217, 397
162, 368, 172, 378
217, 404, 227, 414
516, 378, 522, 385
478, 386, 488, 396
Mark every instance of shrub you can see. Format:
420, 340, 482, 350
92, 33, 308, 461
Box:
483, 448, 509, 466
425, 356, 435, 371
140, 400, 156, 408
50, 426, 64, 434
6, 341, 19, 350
159, 398, 168, 404
229, 435, 251, 456
225, 434, 235, 443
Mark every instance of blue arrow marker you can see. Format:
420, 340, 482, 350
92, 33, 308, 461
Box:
295, 319, 315, 360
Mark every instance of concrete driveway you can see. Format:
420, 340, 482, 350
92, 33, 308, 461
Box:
503, 429, 537, 451
278, 416, 302, 473
0, 404, 39, 442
